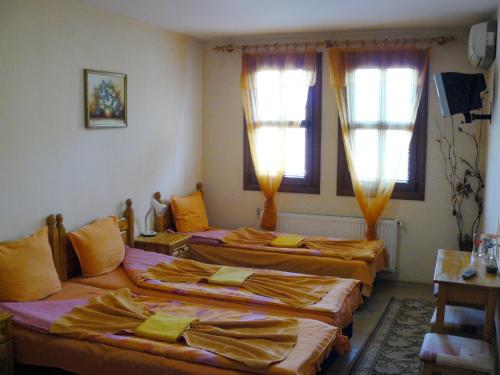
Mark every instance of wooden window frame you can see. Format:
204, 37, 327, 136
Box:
337, 71, 428, 201
243, 52, 322, 195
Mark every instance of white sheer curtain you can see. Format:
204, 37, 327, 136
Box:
329, 47, 429, 240
241, 51, 316, 230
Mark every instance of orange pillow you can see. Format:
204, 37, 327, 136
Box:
171, 191, 209, 232
0, 227, 62, 301
68, 216, 125, 277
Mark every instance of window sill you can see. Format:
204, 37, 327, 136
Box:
336, 187, 425, 201
244, 180, 320, 195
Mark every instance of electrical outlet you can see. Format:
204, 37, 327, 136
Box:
256, 207, 262, 218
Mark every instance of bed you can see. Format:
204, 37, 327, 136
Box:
154, 184, 388, 297
56, 202, 362, 331
0, 215, 339, 375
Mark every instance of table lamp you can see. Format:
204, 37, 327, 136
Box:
141, 198, 167, 237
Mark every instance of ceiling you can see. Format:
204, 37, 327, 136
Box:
78, 0, 498, 40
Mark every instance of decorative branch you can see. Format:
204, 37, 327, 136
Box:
436, 115, 485, 248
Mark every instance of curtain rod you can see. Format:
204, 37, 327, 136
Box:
213, 35, 456, 52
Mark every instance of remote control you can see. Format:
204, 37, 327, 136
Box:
462, 268, 477, 280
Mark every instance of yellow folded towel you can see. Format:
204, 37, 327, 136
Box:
207, 266, 253, 287
270, 235, 305, 248
135, 312, 198, 343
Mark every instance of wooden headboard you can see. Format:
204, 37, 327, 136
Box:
153, 182, 203, 232
53, 199, 135, 281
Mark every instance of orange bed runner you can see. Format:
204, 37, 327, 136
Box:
50, 288, 299, 369
223, 228, 384, 261
190, 243, 388, 297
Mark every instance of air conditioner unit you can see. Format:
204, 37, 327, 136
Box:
468, 21, 496, 69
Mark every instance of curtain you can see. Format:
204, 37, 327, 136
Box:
241, 51, 317, 230
329, 47, 429, 240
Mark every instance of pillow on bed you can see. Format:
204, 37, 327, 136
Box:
68, 216, 125, 277
0, 226, 62, 301
171, 191, 209, 232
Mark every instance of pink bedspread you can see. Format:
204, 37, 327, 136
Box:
1, 287, 338, 375
0, 298, 87, 333
189, 230, 228, 245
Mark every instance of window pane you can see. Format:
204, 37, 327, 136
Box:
350, 69, 381, 123
284, 127, 306, 178
255, 70, 281, 121
254, 127, 285, 176
283, 70, 309, 122
255, 69, 308, 122
383, 130, 410, 182
385, 68, 417, 124
253, 126, 306, 178
352, 129, 378, 181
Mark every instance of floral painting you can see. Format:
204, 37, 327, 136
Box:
84, 69, 127, 128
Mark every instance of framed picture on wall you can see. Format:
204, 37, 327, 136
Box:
84, 69, 127, 128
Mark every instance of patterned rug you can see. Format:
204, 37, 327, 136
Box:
349, 298, 434, 375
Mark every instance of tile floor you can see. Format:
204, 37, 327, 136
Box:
326, 279, 435, 374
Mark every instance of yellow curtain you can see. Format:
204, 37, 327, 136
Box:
241, 51, 317, 230
328, 47, 429, 240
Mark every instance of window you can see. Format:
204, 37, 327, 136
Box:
244, 53, 322, 194
337, 67, 428, 200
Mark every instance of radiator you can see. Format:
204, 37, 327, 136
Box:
276, 212, 398, 272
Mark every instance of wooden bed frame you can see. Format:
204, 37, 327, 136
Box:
51, 199, 135, 281
153, 182, 203, 232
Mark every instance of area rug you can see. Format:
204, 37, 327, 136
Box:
349, 298, 434, 375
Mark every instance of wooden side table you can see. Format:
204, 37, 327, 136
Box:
433, 249, 500, 340
0, 312, 13, 375
134, 233, 191, 258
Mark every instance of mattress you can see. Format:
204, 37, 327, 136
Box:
1, 282, 336, 375
189, 242, 388, 297
70, 248, 363, 328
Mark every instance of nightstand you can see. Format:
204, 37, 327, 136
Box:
0, 312, 13, 375
134, 233, 191, 258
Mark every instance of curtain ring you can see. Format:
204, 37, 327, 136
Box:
293, 42, 298, 50
274, 43, 279, 50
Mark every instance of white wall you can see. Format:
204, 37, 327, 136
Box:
202, 28, 484, 284
483, 6, 500, 234
0, 0, 203, 239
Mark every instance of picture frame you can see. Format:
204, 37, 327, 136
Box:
84, 69, 127, 128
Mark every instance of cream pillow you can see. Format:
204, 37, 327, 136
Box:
0, 226, 62, 301
68, 216, 125, 277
